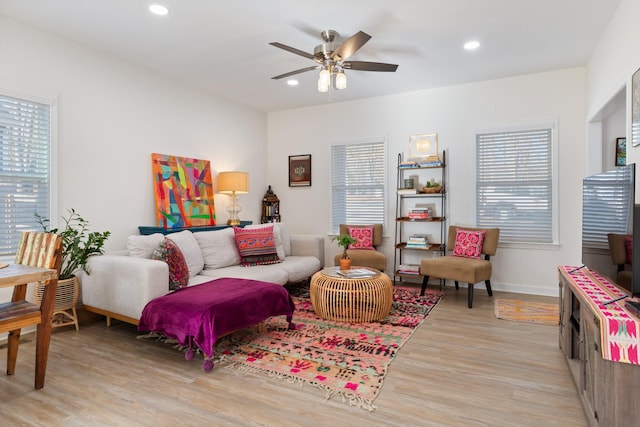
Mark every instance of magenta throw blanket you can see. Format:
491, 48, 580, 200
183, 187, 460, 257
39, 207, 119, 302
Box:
138, 278, 295, 362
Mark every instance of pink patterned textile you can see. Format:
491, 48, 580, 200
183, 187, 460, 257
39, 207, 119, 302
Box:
138, 278, 295, 369
348, 225, 375, 250
452, 228, 486, 259
560, 266, 639, 365
233, 225, 281, 266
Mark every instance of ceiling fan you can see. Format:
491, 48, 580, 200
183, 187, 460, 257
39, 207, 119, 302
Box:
270, 30, 398, 92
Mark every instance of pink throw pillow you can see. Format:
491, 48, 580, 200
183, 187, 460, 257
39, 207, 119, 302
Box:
151, 238, 189, 290
451, 228, 486, 259
233, 225, 281, 266
348, 225, 375, 251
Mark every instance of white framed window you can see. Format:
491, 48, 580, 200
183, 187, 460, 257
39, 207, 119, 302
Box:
0, 86, 56, 256
331, 137, 386, 234
475, 121, 557, 244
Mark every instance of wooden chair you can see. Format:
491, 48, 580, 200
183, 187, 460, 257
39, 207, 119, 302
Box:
0, 231, 62, 389
607, 233, 632, 292
333, 224, 387, 271
419, 226, 500, 308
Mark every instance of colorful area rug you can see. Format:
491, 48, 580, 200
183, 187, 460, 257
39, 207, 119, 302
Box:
216, 284, 442, 411
144, 284, 442, 411
494, 298, 559, 325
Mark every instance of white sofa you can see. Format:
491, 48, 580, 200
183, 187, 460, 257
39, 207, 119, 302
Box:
80, 223, 324, 325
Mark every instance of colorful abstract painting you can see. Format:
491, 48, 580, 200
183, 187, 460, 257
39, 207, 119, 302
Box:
151, 153, 216, 228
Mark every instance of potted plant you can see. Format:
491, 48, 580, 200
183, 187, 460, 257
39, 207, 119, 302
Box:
333, 233, 357, 270
34, 209, 111, 329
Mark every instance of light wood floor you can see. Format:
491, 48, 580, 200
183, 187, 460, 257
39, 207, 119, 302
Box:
0, 284, 587, 427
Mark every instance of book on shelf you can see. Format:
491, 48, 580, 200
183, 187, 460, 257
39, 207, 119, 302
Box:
405, 235, 429, 248
397, 264, 420, 275
397, 188, 417, 195
399, 161, 420, 169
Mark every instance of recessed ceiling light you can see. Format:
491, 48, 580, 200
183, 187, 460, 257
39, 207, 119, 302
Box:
149, 4, 169, 16
287, 79, 299, 86
464, 40, 480, 50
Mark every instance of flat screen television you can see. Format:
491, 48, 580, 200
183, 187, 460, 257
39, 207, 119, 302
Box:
581, 163, 640, 299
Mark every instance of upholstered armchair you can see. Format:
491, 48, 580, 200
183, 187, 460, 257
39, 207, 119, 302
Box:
607, 233, 632, 292
333, 224, 387, 272
419, 225, 500, 308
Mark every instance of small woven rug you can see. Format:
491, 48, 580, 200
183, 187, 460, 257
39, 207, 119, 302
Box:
143, 283, 442, 411
494, 298, 559, 325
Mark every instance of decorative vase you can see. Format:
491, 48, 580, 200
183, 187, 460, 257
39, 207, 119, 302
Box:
339, 258, 352, 270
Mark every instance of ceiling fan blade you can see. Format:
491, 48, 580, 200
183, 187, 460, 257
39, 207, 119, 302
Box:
343, 61, 398, 72
332, 31, 371, 61
271, 66, 320, 80
269, 42, 315, 60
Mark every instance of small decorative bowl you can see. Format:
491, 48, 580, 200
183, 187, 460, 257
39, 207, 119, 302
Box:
421, 186, 442, 194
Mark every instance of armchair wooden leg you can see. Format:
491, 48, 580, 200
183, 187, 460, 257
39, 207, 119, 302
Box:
455, 281, 459, 290
485, 280, 493, 296
468, 283, 474, 308
6, 329, 21, 375
420, 275, 430, 296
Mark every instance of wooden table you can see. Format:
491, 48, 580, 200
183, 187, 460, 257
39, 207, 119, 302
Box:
0, 263, 58, 389
310, 267, 393, 322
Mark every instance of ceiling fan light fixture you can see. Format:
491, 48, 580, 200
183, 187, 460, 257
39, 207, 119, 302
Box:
318, 68, 330, 86
335, 70, 347, 90
318, 78, 329, 92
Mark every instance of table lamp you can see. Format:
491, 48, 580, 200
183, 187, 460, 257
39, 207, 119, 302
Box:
218, 171, 249, 225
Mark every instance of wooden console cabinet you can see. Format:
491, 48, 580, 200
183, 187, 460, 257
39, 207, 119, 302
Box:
558, 268, 640, 426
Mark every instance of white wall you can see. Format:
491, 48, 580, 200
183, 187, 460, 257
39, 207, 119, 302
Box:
587, 0, 640, 188
268, 68, 586, 296
0, 15, 267, 255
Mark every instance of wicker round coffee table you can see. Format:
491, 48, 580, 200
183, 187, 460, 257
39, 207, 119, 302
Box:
309, 267, 393, 322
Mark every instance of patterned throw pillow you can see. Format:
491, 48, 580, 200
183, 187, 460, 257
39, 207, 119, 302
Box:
625, 235, 633, 265
151, 238, 189, 290
347, 225, 375, 250
451, 228, 486, 259
233, 225, 281, 266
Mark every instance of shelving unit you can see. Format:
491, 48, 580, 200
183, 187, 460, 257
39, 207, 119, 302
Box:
261, 185, 281, 223
393, 150, 447, 284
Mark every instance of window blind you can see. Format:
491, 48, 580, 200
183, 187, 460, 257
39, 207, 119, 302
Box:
476, 128, 553, 243
0, 94, 51, 256
331, 139, 386, 234
582, 166, 634, 249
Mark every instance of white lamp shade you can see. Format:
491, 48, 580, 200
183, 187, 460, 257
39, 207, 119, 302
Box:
218, 171, 249, 194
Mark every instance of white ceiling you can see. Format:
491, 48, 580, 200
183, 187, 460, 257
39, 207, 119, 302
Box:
0, 0, 621, 112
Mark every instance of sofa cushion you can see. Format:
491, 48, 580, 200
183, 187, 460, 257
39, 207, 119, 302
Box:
198, 264, 289, 284
126, 233, 165, 258
277, 223, 292, 257
452, 228, 486, 259
233, 225, 281, 266
278, 256, 322, 283
194, 228, 241, 269
151, 238, 189, 290
166, 230, 205, 277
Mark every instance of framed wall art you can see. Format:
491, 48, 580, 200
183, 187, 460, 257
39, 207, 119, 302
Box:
633, 67, 640, 147
616, 137, 627, 166
408, 133, 438, 161
151, 153, 216, 228
289, 154, 311, 187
